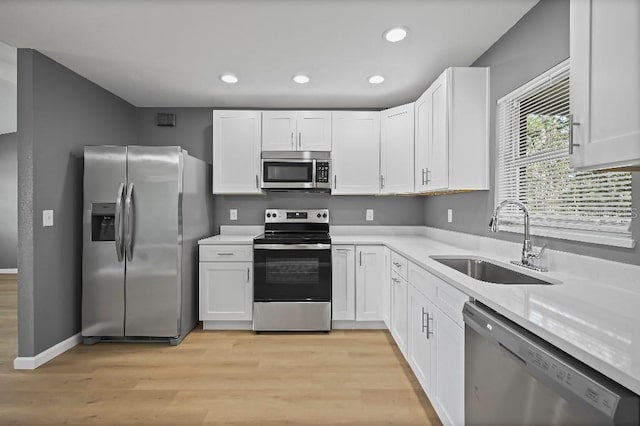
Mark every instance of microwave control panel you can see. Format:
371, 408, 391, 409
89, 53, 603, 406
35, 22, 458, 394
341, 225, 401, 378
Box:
316, 161, 330, 183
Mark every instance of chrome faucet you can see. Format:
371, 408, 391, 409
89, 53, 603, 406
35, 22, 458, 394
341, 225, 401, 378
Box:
489, 200, 547, 271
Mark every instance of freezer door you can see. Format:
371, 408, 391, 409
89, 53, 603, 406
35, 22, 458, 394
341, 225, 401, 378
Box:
125, 146, 182, 337
82, 146, 127, 337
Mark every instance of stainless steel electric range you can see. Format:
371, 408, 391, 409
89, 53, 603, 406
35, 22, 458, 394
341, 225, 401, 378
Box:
252, 209, 331, 332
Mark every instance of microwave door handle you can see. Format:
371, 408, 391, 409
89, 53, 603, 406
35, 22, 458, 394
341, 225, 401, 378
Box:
311, 159, 317, 187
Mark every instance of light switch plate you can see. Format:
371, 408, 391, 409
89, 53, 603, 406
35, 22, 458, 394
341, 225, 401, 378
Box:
43, 210, 54, 227
230, 209, 238, 221
447, 209, 453, 223
366, 209, 374, 221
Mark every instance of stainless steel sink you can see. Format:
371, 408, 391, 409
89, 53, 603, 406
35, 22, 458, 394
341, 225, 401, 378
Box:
430, 256, 558, 285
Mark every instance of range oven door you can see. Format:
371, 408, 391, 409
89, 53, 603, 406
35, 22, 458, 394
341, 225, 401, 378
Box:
261, 160, 316, 189
253, 244, 331, 302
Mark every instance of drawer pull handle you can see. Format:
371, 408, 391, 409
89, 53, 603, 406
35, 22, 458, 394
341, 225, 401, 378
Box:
217, 253, 235, 256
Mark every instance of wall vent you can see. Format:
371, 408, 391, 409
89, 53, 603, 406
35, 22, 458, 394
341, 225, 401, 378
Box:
157, 113, 176, 127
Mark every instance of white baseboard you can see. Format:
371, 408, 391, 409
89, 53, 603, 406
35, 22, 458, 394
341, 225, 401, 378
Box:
14, 332, 82, 369
202, 320, 253, 330
0, 268, 17, 274
332, 320, 387, 330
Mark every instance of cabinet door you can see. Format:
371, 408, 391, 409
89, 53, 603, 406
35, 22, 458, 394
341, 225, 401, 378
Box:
434, 306, 465, 426
407, 284, 434, 396
414, 89, 431, 192
382, 247, 391, 328
390, 273, 408, 356
212, 110, 262, 194
297, 111, 331, 151
380, 103, 415, 194
355, 245, 384, 321
331, 246, 355, 321
331, 111, 381, 194
199, 262, 253, 321
570, 0, 640, 171
426, 71, 449, 191
262, 111, 297, 151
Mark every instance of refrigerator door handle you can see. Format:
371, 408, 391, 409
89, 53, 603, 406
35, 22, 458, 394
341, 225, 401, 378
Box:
124, 182, 135, 261
114, 182, 125, 262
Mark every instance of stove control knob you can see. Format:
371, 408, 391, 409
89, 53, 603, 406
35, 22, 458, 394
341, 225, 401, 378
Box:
322, 213, 327, 218
317, 213, 321, 218
266, 213, 271, 218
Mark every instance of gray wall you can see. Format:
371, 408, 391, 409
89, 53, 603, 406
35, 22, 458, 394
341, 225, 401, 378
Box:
423, 0, 640, 266
136, 107, 425, 233
136, 108, 212, 163
214, 193, 424, 232
17, 50, 136, 356
0, 132, 17, 269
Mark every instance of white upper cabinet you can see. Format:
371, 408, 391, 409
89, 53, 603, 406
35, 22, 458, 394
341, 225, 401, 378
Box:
414, 67, 489, 193
570, 0, 640, 171
331, 111, 381, 194
381, 103, 415, 194
212, 110, 263, 194
261, 111, 297, 151
262, 111, 331, 151
298, 111, 332, 151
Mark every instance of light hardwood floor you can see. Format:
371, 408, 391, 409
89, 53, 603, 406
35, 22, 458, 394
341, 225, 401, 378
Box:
0, 274, 440, 425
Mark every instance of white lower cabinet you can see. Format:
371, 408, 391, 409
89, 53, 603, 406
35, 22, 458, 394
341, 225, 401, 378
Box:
199, 261, 253, 321
433, 303, 465, 426
331, 245, 385, 325
331, 246, 356, 321
355, 246, 385, 321
403, 262, 467, 426
382, 247, 391, 328
408, 283, 434, 396
390, 271, 408, 357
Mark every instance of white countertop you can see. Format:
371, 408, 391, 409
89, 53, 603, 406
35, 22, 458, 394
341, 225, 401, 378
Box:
199, 226, 640, 394
198, 234, 256, 244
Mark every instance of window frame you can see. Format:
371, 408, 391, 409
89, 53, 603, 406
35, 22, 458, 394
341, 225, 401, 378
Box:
494, 59, 635, 249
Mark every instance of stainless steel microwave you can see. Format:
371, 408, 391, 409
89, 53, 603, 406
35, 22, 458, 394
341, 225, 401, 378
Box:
261, 151, 331, 191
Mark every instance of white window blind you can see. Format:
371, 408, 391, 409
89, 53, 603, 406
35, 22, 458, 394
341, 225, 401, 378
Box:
496, 60, 634, 247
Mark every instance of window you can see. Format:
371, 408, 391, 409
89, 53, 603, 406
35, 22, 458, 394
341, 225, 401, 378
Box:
496, 60, 634, 248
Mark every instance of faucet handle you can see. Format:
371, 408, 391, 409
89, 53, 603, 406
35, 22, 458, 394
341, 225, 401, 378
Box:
532, 243, 547, 258
488, 215, 498, 232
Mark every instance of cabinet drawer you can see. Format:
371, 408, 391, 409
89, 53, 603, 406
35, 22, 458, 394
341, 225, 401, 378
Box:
391, 251, 408, 280
199, 244, 253, 262
433, 278, 468, 328
408, 262, 436, 301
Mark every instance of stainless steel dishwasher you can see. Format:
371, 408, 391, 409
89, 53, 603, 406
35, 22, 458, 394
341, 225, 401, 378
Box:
463, 302, 639, 425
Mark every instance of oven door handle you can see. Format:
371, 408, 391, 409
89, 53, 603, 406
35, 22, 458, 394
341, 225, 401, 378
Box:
254, 244, 331, 250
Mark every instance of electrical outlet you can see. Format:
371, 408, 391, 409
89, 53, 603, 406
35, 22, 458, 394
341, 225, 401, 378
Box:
230, 209, 238, 221
43, 210, 54, 227
366, 209, 374, 221
447, 209, 453, 223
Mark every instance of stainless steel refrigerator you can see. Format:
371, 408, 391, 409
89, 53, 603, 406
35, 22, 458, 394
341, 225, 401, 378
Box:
82, 145, 212, 345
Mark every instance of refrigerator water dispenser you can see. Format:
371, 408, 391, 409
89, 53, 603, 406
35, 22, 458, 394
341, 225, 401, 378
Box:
91, 203, 116, 241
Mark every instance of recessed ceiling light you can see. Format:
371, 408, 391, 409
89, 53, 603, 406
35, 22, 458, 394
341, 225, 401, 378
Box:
293, 74, 310, 84
220, 74, 238, 84
384, 27, 408, 43
368, 75, 385, 84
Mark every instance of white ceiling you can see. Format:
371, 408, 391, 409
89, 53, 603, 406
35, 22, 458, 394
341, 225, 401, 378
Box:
0, 0, 538, 109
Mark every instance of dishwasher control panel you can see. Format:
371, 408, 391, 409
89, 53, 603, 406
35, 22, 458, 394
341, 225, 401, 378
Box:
519, 345, 618, 417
